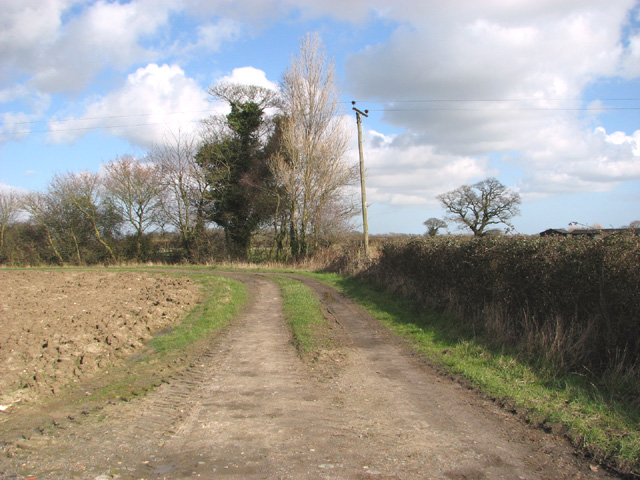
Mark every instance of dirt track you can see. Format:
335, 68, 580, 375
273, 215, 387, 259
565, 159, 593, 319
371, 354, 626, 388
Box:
0, 271, 618, 479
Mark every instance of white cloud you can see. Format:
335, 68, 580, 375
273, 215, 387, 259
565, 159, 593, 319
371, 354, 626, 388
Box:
35, 0, 177, 93
45, 64, 281, 148
195, 19, 243, 51
516, 126, 640, 195
0, 111, 33, 143
355, 130, 491, 207
600, 128, 640, 155
182, 0, 294, 28
0, 87, 51, 144
217, 66, 280, 90
0, 85, 28, 104
344, 0, 640, 201
290, 0, 374, 23
0, 0, 70, 71
169, 17, 244, 60
349, 2, 630, 102
1, 0, 179, 94
181, 0, 376, 30
47, 63, 211, 147
619, 6, 640, 78
0, 182, 28, 195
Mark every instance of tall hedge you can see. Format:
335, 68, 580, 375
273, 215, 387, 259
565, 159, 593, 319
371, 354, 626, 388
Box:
365, 234, 640, 379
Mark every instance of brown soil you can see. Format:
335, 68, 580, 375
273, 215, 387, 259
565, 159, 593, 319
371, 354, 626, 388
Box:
0, 270, 621, 480
0, 270, 200, 407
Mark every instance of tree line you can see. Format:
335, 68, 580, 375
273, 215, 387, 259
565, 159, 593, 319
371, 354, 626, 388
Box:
0, 34, 358, 266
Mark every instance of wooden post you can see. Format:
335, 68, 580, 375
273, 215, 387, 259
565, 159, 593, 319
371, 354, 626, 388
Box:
352, 102, 369, 258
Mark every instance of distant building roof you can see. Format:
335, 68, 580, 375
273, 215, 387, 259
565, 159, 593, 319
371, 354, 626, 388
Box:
540, 228, 640, 237
539, 228, 570, 236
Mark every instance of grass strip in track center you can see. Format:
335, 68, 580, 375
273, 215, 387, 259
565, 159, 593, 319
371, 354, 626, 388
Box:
305, 271, 640, 478
272, 275, 330, 356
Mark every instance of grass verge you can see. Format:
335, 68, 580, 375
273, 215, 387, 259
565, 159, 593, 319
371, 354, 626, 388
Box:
272, 275, 330, 356
148, 274, 245, 353
307, 271, 640, 478
0, 271, 247, 448
92, 273, 247, 401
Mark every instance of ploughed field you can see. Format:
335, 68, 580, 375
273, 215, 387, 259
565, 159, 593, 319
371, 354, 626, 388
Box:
0, 270, 200, 408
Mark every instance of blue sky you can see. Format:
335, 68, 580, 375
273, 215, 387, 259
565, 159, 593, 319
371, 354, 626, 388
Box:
1, 0, 639, 235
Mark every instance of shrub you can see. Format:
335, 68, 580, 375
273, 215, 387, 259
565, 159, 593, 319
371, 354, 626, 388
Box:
361, 234, 640, 382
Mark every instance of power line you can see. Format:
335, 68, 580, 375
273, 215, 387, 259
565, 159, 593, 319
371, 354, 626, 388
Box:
374, 106, 640, 112
344, 97, 640, 103
6, 97, 639, 127
343, 97, 640, 112
2, 98, 638, 136
5, 109, 216, 127
3, 119, 202, 136
345, 97, 640, 112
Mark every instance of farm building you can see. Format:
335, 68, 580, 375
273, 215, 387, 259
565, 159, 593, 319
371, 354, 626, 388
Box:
539, 228, 640, 237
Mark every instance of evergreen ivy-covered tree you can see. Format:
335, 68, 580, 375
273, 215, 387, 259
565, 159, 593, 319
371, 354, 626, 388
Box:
197, 98, 275, 259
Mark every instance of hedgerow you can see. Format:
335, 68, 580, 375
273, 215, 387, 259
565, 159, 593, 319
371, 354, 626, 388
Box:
363, 234, 640, 383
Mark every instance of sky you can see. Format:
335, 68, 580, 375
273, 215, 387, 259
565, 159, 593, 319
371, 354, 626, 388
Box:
1, 0, 639, 235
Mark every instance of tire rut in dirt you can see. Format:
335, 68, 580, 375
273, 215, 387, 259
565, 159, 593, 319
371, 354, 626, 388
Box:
124, 350, 223, 439
287, 274, 618, 480
126, 273, 358, 479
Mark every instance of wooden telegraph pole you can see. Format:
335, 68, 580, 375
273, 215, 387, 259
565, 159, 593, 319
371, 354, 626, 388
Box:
352, 101, 369, 258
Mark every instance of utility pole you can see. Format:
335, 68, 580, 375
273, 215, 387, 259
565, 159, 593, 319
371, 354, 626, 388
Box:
352, 101, 369, 258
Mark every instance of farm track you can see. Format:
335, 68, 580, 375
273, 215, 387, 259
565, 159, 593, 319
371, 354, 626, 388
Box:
0, 271, 619, 479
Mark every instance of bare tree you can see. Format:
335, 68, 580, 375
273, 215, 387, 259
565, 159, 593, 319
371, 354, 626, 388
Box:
265, 128, 291, 260
103, 155, 163, 260
207, 82, 280, 111
51, 171, 119, 262
22, 188, 88, 265
0, 190, 21, 253
438, 177, 521, 236
279, 32, 355, 257
151, 129, 210, 260
423, 217, 447, 237
22, 191, 63, 264
200, 83, 279, 152
310, 195, 358, 247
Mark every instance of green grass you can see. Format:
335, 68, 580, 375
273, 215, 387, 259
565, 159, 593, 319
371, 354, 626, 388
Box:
149, 274, 246, 353
306, 271, 640, 478
0, 270, 248, 450
88, 273, 247, 403
272, 275, 330, 355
